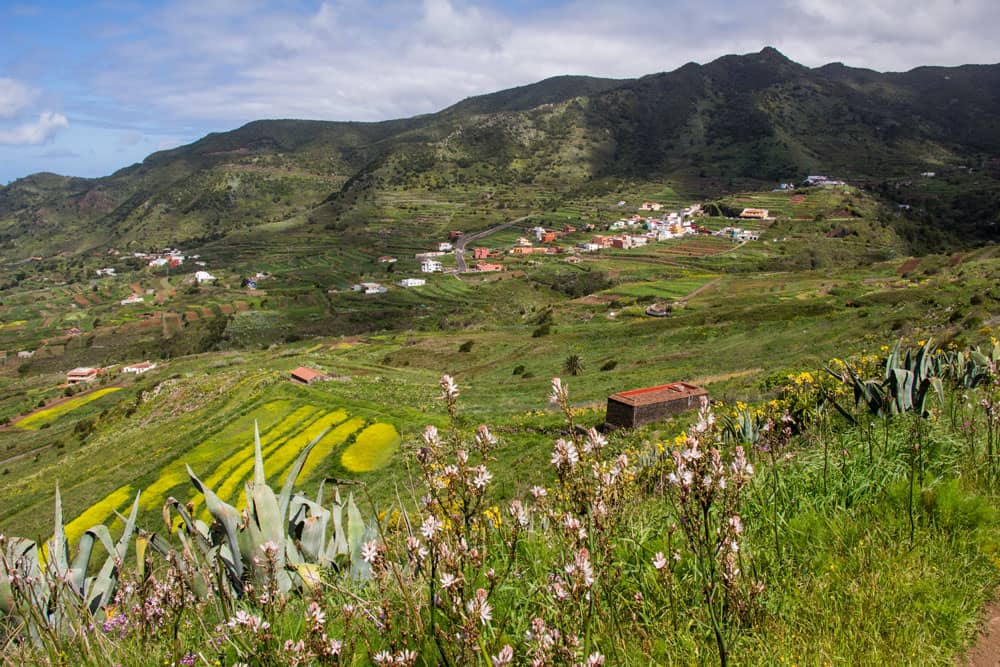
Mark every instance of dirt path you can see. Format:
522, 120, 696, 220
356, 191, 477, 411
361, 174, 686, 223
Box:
676, 277, 721, 305
964, 598, 1000, 666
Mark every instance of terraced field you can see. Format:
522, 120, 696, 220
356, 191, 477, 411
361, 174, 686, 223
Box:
49, 385, 405, 542
15, 388, 123, 430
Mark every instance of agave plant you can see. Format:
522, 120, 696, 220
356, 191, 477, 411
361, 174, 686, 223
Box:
935, 341, 999, 389
0, 485, 140, 640
828, 339, 944, 420
157, 422, 376, 599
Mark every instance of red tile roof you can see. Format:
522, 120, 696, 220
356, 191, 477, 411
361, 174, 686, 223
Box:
609, 382, 707, 407
291, 366, 326, 383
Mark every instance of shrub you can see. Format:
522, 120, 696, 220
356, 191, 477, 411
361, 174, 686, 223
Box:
458, 340, 475, 353
532, 324, 551, 337
600, 360, 618, 372
512, 364, 525, 375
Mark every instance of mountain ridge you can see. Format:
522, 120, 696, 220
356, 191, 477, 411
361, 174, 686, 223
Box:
3, 47, 1000, 258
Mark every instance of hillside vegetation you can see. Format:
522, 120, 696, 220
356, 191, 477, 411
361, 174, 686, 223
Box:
3, 48, 1000, 260
2, 47, 1000, 665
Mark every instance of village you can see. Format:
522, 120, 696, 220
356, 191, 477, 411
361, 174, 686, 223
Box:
349, 199, 776, 295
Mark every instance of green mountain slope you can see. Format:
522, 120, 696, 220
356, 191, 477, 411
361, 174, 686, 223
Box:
3, 47, 1000, 260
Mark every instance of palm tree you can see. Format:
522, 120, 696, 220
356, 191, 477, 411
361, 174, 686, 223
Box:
563, 354, 584, 376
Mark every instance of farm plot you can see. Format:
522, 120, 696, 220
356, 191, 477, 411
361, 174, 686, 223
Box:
58, 397, 401, 542
15, 388, 123, 430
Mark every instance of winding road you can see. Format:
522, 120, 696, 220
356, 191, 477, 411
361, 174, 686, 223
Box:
454, 215, 531, 272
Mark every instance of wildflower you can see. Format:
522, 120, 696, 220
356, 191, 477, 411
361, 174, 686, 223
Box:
652, 552, 668, 570
421, 515, 443, 541
530, 485, 547, 499
440, 572, 460, 590
372, 651, 393, 665
508, 500, 529, 527
587, 652, 606, 666
550, 377, 567, 405
582, 427, 606, 453
361, 540, 380, 564
422, 424, 440, 448
307, 601, 326, 629
492, 645, 514, 666
261, 541, 280, 559
405, 536, 428, 561
476, 424, 498, 449
472, 465, 493, 490
180, 654, 196, 666
466, 588, 492, 625
395, 649, 417, 665
440, 374, 459, 400
551, 438, 579, 469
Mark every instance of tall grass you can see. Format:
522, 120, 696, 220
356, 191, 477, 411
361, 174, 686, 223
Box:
3, 344, 1000, 665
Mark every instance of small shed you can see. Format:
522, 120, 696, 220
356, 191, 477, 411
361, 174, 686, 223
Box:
605, 382, 708, 429
290, 366, 328, 384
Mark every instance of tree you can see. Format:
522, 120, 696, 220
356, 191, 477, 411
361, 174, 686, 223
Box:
563, 354, 584, 376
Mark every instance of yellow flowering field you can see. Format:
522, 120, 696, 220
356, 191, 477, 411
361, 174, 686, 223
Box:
340, 423, 401, 472
16, 387, 122, 430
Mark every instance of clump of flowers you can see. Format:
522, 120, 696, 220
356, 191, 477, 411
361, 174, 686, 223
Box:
664, 398, 760, 667
407, 375, 524, 664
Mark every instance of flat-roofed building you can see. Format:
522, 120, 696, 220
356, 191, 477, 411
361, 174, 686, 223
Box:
605, 382, 708, 428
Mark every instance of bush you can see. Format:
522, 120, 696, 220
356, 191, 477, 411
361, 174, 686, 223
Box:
512, 364, 525, 375
532, 324, 551, 338
600, 360, 618, 371
458, 340, 475, 353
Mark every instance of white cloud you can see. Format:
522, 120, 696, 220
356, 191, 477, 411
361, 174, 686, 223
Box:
0, 111, 69, 145
56, 0, 1000, 131
0, 78, 40, 119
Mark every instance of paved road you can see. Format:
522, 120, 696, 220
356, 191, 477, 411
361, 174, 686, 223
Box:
454, 215, 531, 272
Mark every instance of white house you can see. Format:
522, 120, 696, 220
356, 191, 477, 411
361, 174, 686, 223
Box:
532, 226, 546, 241
194, 270, 216, 284
398, 278, 426, 287
120, 295, 145, 305
148, 257, 168, 268
96, 268, 116, 277
421, 260, 443, 273
355, 282, 387, 294
438, 242, 453, 252
123, 361, 157, 374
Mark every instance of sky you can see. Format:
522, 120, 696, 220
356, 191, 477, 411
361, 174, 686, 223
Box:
2, 0, 1000, 184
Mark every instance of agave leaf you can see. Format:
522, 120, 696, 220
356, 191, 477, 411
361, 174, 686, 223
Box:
68, 528, 102, 595
0, 570, 12, 616
346, 492, 365, 563
163, 498, 213, 551
293, 562, 323, 593
246, 476, 291, 594
135, 533, 148, 579
253, 421, 265, 487
187, 466, 244, 583
86, 492, 140, 613
326, 488, 349, 561
350, 518, 379, 581
46, 483, 70, 580
279, 426, 330, 525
